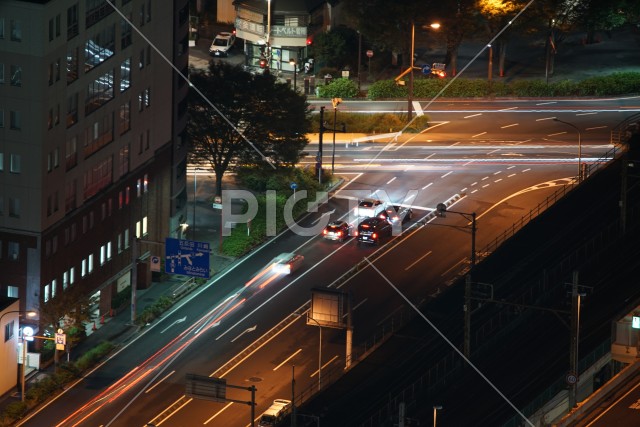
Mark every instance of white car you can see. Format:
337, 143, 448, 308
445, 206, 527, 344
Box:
271, 253, 304, 275
357, 198, 386, 218
209, 31, 236, 57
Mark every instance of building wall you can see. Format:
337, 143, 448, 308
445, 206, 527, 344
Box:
0, 299, 21, 397
0, 0, 188, 319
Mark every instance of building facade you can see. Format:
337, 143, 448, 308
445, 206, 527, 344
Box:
0, 0, 189, 330
233, 0, 334, 73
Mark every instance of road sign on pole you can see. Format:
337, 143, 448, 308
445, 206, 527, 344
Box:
165, 238, 210, 278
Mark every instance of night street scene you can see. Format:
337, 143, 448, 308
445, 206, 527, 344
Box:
1, 0, 640, 426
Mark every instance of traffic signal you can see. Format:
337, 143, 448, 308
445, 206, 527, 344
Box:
259, 58, 267, 68
306, 37, 312, 46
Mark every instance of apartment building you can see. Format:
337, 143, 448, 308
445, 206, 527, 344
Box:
0, 0, 189, 328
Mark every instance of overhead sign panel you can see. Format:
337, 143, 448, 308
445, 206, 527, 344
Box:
165, 238, 210, 278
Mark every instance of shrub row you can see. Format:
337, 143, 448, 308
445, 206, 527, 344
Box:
365, 72, 640, 99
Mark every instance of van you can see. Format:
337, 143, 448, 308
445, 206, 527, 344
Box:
258, 399, 291, 426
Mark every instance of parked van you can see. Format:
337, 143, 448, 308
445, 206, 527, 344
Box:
258, 399, 291, 426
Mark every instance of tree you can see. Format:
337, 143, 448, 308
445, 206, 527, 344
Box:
573, 0, 639, 44
38, 285, 93, 364
187, 62, 311, 196
309, 26, 360, 72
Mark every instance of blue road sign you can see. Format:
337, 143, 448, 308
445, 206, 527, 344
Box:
165, 238, 210, 278
422, 64, 431, 75
290, 182, 298, 190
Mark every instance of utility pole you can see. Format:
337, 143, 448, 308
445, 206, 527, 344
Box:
569, 270, 581, 408
464, 274, 471, 358
317, 106, 325, 184
291, 365, 297, 427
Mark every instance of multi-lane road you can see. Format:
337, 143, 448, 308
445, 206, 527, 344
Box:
19, 97, 638, 426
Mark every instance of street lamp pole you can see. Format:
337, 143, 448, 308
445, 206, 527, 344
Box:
193, 167, 202, 240
307, 315, 323, 391
433, 405, 443, 427
266, 0, 271, 68
289, 58, 297, 91
408, 21, 415, 120
554, 118, 583, 182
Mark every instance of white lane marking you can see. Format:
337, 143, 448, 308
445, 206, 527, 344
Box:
204, 402, 234, 424
461, 187, 468, 192
471, 189, 478, 193
548, 131, 567, 136
463, 160, 475, 166
522, 168, 531, 172
386, 177, 397, 185
536, 117, 556, 121
273, 348, 302, 371
441, 258, 467, 277
424, 153, 435, 160
231, 325, 257, 343
482, 176, 489, 181
472, 132, 487, 138
535, 101, 557, 105
507, 166, 516, 169
405, 251, 433, 271
498, 106, 518, 111
422, 182, 433, 190
145, 370, 175, 394
487, 149, 500, 155
493, 171, 502, 175
586, 125, 607, 130
576, 112, 597, 116
501, 123, 519, 128
508, 173, 516, 177
470, 181, 478, 186
441, 171, 452, 178
494, 179, 503, 183
464, 113, 482, 118
450, 141, 461, 146
482, 184, 490, 188
310, 355, 340, 378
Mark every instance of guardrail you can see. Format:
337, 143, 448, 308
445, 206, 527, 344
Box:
478, 145, 621, 261
611, 112, 640, 146
168, 277, 197, 300
348, 131, 402, 147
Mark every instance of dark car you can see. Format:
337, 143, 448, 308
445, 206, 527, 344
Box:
356, 217, 392, 245
322, 220, 352, 242
379, 205, 413, 224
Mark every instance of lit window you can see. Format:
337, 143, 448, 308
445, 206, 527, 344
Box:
100, 245, 105, 265
81, 258, 87, 276
107, 241, 112, 259
70, 267, 75, 284
143, 174, 148, 192
52, 279, 57, 298
63, 271, 68, 289
136, 220, 141, 238
88, 253, 94, 273
44, 284, 50, 302
117, 233, 122, 253
142, 216, 148, 235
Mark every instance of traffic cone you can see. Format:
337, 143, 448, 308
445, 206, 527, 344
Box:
92, 321, 97, 331
100, 314, 105, 325
109, 308, 115, 317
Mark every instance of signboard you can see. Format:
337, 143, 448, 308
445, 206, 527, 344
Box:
366, 50, 374, 58
150, 256, 161, 272
55, 329, 66, 351
422, 64, 431, 75
633, 316, 640, 329
165, 238, 210, 278
185, 374, 227, 402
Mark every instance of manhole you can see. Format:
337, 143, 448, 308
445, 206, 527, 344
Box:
248, 377, 263, 383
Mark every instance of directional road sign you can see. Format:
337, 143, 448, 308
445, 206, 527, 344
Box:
165, 238, 210, 278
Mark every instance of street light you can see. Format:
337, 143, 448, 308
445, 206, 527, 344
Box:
408, 22, 440, 120
554, 118, 583, 182
306, 315, 323, 391
433, 405, 443, 427
193, 167, 203, 240
289, 58, 297, 91
265, 0, 272, 68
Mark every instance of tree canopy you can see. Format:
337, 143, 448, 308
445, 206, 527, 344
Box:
187, 62, 311, 195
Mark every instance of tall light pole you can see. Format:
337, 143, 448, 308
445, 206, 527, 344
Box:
408, 21, 416, 120
306, 315, 323, 391
289, 58, 297, 91
331, 97, 342, 174
265, 0, 272, 68
433, 405, 443, 427
569, 271, 585, 408
407, 22, 440, 120
554, 118, 583, 182
193, 167, 203, 240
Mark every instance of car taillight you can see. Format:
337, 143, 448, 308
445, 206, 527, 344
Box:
337, 231, 342, 237
372, 233, 378, 239
323, 229, 327, 235
354, 231, 358, 236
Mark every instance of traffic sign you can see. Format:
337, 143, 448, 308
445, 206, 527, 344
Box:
366, 49, 374, 58
290, 182, 298, 191
566, 372, 578, 385
165, 238, 210, 278
55, 331, 66, 350
422, 64, 431, 74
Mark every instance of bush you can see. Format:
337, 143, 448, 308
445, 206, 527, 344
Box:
317, 77, 359, 98
75, 341, 115, 372
366, 72, 640, 99
137, 296, 173, 325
